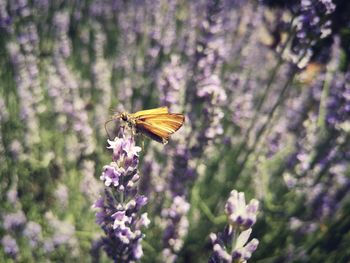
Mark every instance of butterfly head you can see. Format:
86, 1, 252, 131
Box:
120, 112, 128, 121
112, 112, 129, 122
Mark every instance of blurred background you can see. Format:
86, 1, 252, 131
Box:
0, 0, 350, 262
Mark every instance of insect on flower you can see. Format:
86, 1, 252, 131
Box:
106, 107, 185, 144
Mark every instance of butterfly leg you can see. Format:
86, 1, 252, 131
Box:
141, 135, 145, 151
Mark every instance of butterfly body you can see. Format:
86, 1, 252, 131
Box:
113, 107, 185, 144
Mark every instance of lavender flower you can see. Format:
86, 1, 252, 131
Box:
54, 183, 69, 209
294, 0, 335, 51
143, 0, 178, 63
93, 131, 150, 262
23, 221, 42, 248
160, 1, 228, 260
1, 235, 19, 258
210, 229, 259, 263
284, 0, 336, 67
161, 196, 190, 262
326, 72, 350, 131
190, 0, 227, 153
2, 211, 26, 231
157, 54, 186, 111
7, 41, 41, 148
53, 11, 71, 58
44, 211, 79, 255
209, 190, 259, 263
91, 22, 112, 134
80, 160, 102, 202
225, 190, 259, 230
0, 0, 12, 32
48, 10, 95, 157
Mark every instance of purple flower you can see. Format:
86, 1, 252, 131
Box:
209, 190, 260, 263
290, 0, 336, 65
157, 54, 186, 111
23, 221, 42, 248
1, 235, 19, 258
93, 131, 149, 262
80, 160, 101, 202
225, 190, 259, 230
53, 11, 71, 58
44, 212, 78, 252
210, 229, 259, 263
230, 229, 259, 261
91, 23, 112, 134
326, 72, 350, 131
160, 1, 229, 260
0, 0, 12, 32
161, 196, 190, 260
2, 211, 26, 231
100, 137, 141, 192
7, 40, 41, 148
54, 183, 69, 208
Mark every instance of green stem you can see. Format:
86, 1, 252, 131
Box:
142, 240, 157, 254
317, 66, 332, 128
198, 200, 227, 225
191, 182, 226, 225
75, 230, 96, 239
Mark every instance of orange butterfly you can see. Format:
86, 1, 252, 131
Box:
108, 107, 185, 144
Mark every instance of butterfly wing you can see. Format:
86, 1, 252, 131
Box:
138, 114, 184, 132
135, 113, 185, 144
131, 107, 169, 118
135, 120, 171, 143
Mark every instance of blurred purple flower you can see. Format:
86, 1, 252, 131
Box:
44, 211, 79, 255
80, 160, 101, 202
326, 72, 350, 130
54, 183, 69, 209
0, 0, 12, 32
1, 235, 19, 258
7, 40, 41, 147
161, 196, 190, 261
2, 211, 26, 231
161, 1, 228, 260
9, 0, 30, 18
44, 212, 78, 250
53, 11, 71, 58
157, 54, 186, 111
48, 10, 95, 157
23, 221, 42, 248
291, 0, 336, 61
91, 22, 112, 133
6, 189, 18, 205
190, 0, 227, 152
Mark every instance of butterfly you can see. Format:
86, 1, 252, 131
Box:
107, 107, 185, 144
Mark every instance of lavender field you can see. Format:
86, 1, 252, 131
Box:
1, 0, 350, 262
